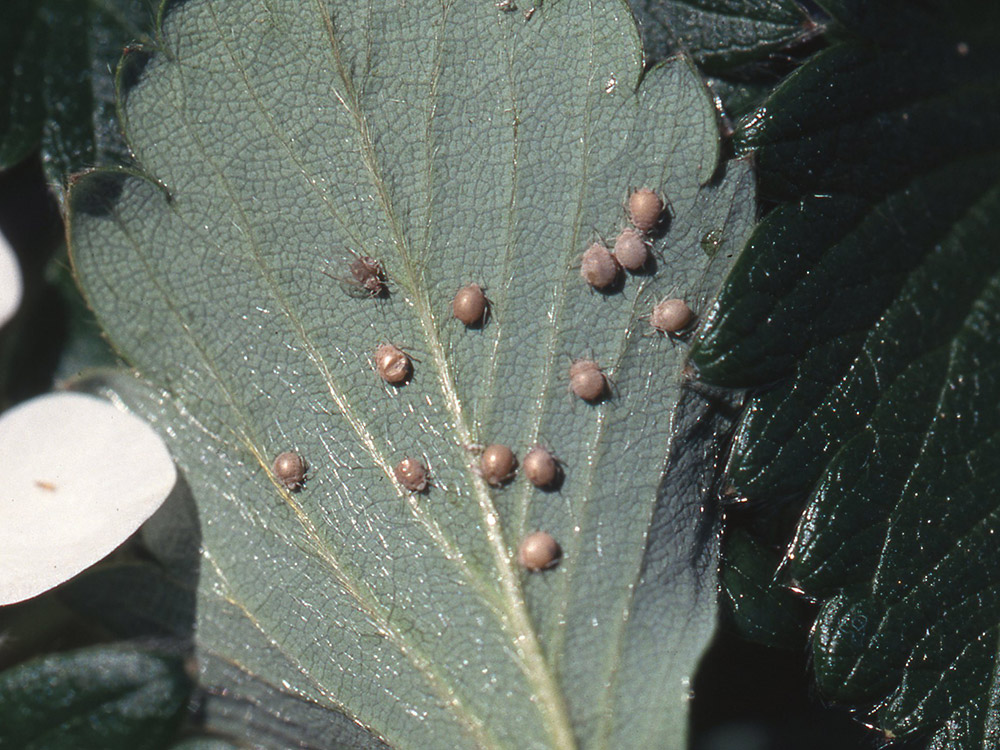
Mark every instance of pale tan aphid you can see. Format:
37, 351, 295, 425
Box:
580, 242, 620, 290
375, 344, 412, 385
569, 359, 608, 402
650, 298, 695, 334
613, 228, 649, 271
272, 451, 307, 491
452, 283, 489, 326
394, 457, 428, 492
628, 188, 664, 233
480, 444, 517, 486
522, 446, 560, 489
518, 531, 561, 571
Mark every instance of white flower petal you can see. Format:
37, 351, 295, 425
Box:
0, 392, 176, 605
0, 229, 22, 329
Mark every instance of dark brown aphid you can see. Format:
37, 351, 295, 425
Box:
650, 298, 694, 334
480, 444, 517, 486
518, 531, 561, 571
523, 446, 560, 489
580, 242, 620, 290
613, 228, 649, 271
273, 451, 306, 491
375, 344, 411, 385
394, 457, 428, 492
569, 359, 608, 402
629, 188, 664, 233
452, 283, 489, 326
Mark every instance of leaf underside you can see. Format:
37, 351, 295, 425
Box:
69, 1, 754, 748
693, 2, 1000, 745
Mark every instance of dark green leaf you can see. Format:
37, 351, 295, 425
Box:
720, 527, 812, 647
57, 562, 195, 642
627, 0, 814, 71
693, 0, 1000, 743
703, 76, 777, 122
0, 645, 190, 750
0, 0, 154, 183
67, 1, 756, 747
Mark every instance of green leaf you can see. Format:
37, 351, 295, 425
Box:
169, 740, 241, 750
719, 526, 812, 647
57, 562, 195, 641
626, 0, 815, 71
693, 0, 1000, 744
0, 0, 154, 183
68, 1, 755, 747
0, 645, 190, 750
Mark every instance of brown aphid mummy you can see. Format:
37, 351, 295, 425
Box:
452, 283, 489, 326
569, 359, 608, 402
613, 228, 649, 271
628, 188, 665, 233
650, 297, 695, 334
523, 446, 560, 489
394, 457, 428, 492
580, 242, 620, 290
375, 344, 412, 385
272, 451, 307, 491
518, 531, 561, 571
480, 444, 518, 486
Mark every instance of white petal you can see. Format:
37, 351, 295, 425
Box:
0, 229, 22, 329
0, 392, 176, 605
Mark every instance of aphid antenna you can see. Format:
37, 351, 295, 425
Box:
660, 325, 698, 345
604, 367, 621, 399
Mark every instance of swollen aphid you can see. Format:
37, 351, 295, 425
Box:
452, 283, 489, 326
272, 451, 306, 491
523, 446, 560, 489
650, 298, 694, 334
375, 344, 411, 385
480, 444, 517, 486
580, 242, 620, 290
628, 188, 664, 233
518, 531, 561, 571
613, 228, 649, 271
394, 457, 428, 492
569, 359, 608, 403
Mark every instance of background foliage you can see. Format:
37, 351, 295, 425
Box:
2, 0, 997, 749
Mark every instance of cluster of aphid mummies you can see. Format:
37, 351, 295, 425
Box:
272, 188, 693, 574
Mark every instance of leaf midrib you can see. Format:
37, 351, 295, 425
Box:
107, 1, 574, 746
194, 1, 577, 746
